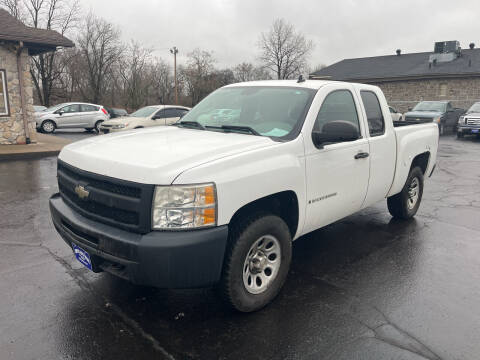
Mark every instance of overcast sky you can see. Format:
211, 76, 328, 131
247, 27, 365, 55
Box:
83, 0, 479, 69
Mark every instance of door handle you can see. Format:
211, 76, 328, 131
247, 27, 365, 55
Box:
354, 152, 369, 159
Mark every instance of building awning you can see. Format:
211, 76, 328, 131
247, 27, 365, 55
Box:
0, 8, 74, 55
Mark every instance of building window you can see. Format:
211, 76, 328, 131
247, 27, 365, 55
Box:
439, 83, 447, 97
0, 69, 9, 116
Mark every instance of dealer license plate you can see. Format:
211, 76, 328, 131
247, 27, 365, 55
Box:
72, 244, 93, 270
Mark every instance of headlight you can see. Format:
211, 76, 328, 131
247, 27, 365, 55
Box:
433, 116, 441, 124
112, 124, 126, 129
458, 116, 464, 124
152, 183, 216, 229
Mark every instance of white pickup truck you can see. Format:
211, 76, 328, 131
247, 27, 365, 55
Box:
50, 80, 438, 312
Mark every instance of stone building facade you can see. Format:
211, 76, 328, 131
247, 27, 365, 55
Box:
370, 77, 480, 113
0, 8, 74, 145
0, 45, 36, 144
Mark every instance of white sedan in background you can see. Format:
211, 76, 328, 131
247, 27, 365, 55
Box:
100, 105, 190, 133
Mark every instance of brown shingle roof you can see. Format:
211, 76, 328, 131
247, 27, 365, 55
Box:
0, 8, 74, 53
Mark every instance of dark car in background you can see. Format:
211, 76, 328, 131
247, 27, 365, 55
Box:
457, 102, 480, 138
404, 101, 464, 135
106, 108, 128, 118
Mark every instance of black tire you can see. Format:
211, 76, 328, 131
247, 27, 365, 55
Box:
84, 128, 94, 132
457, 132, 464, 138
94, 120, 103, 133
219, 213, 292, 312
134, 126, 144, 129
439, 123, 444, 136
387, 166, 424, 219
40, 120, 56, 134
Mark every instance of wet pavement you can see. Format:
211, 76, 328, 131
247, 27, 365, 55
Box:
1, 134, 480, 360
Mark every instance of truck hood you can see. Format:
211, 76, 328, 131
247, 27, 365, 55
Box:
59, 126, 277, 184
465, 112, 480, 118
404, 110, 443, 118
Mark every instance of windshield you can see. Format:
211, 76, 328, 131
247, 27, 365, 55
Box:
467, 103, 480, 113
412, 101, 446, 112
130, 106, 158, 117
178, 86, 316, 138
45, 103, 67, 112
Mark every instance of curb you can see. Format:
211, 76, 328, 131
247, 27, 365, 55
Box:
0, 149, 60, 161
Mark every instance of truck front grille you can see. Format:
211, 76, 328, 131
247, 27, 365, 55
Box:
466, 118, 480, 126
57, 160, 154, 233
404, 116, 433, 123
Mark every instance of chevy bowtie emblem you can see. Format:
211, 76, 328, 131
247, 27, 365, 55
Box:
74, 185, 89, 199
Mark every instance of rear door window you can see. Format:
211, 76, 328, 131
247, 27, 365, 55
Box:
360, 91, 385, 137
81, 104, 98, 112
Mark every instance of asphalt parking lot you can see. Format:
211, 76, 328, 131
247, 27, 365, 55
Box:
1, 133, 480, 360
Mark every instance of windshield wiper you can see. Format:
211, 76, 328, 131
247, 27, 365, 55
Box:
173, 121, 206, 130
217, 125, 260, 136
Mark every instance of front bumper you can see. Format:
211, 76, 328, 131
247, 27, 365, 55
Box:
100, 126, 126, 134
50, 193, 229, 288
457, 125, 480, 134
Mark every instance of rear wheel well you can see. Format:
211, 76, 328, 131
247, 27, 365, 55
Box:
411, 151, 430, 175
229, 191, 299, 238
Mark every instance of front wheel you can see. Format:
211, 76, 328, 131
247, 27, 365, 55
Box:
439, 123, 445, 136
457, 132, 464, 138
387, 166, 424, 219
219, 214, 292, 312
41, 120, 56, 134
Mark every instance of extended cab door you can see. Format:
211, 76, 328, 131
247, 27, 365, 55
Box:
356, 87, 396, 208
303, 84, 370, 234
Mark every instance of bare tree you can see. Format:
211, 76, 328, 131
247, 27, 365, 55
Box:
117, 41, 151, 110
180, 48, 216, 106
258, 18, 314, 80
0, 0, 24, 20
148, 57, 173, 105
233, 62, 272, 82
77, 13, 122, 104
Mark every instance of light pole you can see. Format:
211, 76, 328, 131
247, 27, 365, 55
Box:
170, 46, 178, 104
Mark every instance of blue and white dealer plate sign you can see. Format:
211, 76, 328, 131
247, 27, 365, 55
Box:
72, 244, 93, 270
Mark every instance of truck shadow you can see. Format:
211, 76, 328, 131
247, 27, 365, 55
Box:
56, 205, 424, 359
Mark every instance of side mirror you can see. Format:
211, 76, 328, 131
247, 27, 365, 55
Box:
312, 120, 359, 149
408, 107, 413, 111
152, 115, 161, 120
57, 110, 64, 115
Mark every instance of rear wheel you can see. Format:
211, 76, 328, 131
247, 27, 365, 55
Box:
219, 213, 292, 312
41, 120, 56, 134
387, 167, 424, 219
94, 120, 103, 133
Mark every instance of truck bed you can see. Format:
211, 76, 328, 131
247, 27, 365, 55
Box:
388, 122, 439, 197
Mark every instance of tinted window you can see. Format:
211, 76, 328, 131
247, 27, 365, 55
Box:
152, 109, 164, 118
81, 104, 98, 112
113, 109, 127, 115
360, 91, 385, 137
164, 108, 188, 118
313, 90, 360, 133
61, 104, 80, 113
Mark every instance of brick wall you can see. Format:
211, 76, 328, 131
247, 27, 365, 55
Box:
0, 45, 36, 144
369, 77, 480, 113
